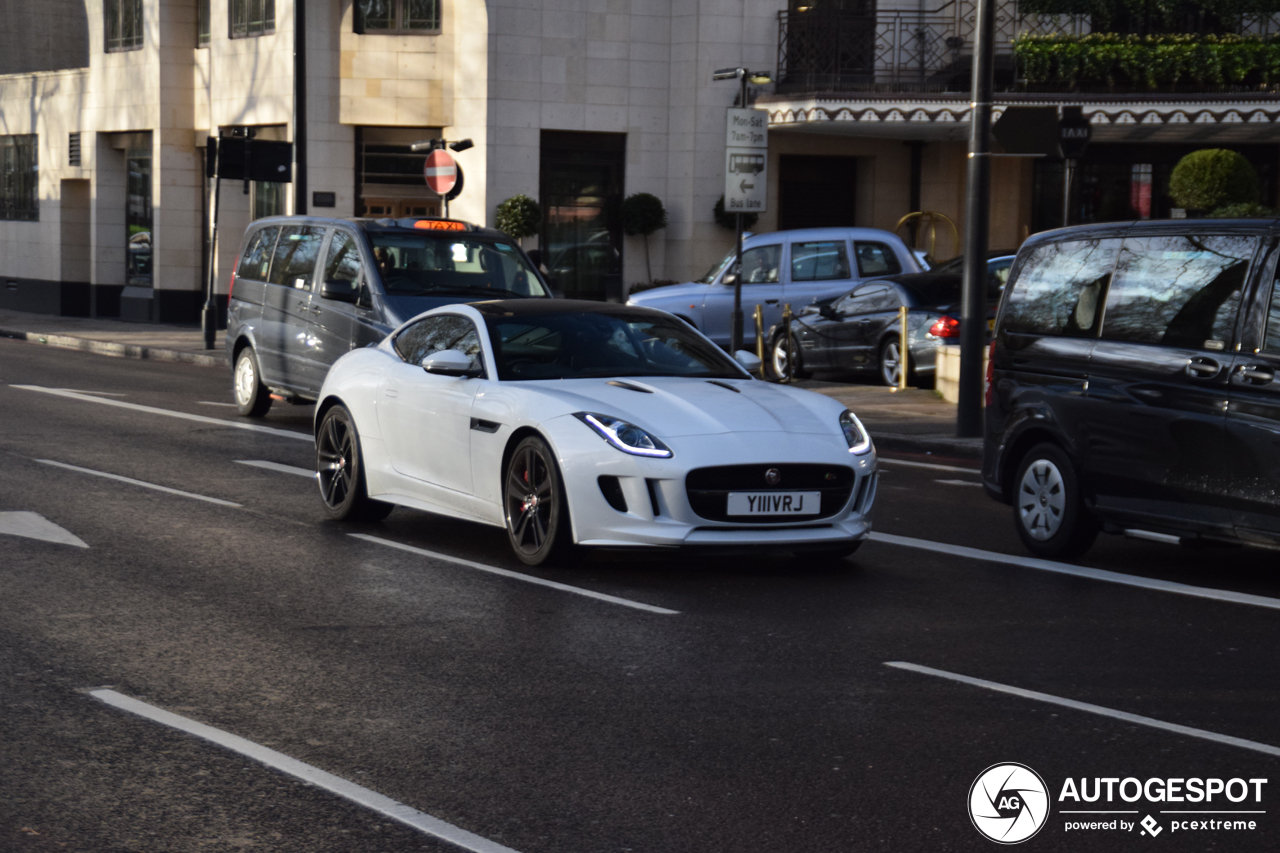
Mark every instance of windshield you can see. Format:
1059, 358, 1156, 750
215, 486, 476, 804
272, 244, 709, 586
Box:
369, 234, 548, 298
485, 309, 746, 381
698, 249, 737, 284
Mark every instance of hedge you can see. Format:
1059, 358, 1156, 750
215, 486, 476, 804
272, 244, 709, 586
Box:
1014, 33, 1280, 89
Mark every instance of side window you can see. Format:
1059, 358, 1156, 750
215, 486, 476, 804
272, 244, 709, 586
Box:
1265, 273, 1280, 354
791, 241, 851, 282
1101, 234, 1255, 350
393, 314, 484, 373
835, 285, 892, 316
239, 226, 278, 282
728, 245, 781, 284
268, 226, 325, 289
854, 242, 902, 277
1001, 238, 1122, 337
323, 231, 364, 298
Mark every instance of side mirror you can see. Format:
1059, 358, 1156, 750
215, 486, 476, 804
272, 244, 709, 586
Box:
818, 302, 840, 321
321, 279, 360, 304
734, 349, 762, 371
722, 273, 738, 286
422, 349, 480, 378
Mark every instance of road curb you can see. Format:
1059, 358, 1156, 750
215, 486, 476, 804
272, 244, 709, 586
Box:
870, 431, 983, 461
0, 328, 227, 368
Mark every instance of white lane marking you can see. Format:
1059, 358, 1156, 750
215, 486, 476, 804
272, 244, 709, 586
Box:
35, 459, 243, 508
0, 512, 89, 548
198, 401, 239, 408
236, 459, 316, 478
868, 531, 1280, 612
934, 478, 984, 487
885, 661, 1280, 759
12, 385, 311, 442
351, 534, 680, 616
89, 690, 523, 853
878, 457, 979, 474
54, 388, 128, 397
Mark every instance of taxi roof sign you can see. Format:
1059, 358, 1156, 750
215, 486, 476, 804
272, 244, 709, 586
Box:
411, 218, 470, 232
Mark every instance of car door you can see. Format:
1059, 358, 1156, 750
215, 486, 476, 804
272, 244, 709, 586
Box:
262, 225, 326, 392
376, 314, 485, 495
702, 243, 783, 346
1225, 237, 1280, 542
825, 284, 895, 370
1083, 231, 1256, 532
785, 239, 856, 312
229, 224, 279, 370
301, 228, 366, 391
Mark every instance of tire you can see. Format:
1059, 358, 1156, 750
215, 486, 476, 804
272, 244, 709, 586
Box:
878, 337, 909, 387
233, 347, 272, 417
316, 405, 394, 522
504, 435, 577, 566
768, 333, 811, 382
1011, 443, 1098, 559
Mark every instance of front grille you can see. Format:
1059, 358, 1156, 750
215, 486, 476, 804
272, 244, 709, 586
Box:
686, 464, 855, 523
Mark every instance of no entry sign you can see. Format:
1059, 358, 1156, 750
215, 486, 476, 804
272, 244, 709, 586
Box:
424, 149, 458, 195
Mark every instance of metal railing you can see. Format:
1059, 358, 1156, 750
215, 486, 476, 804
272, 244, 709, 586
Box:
776, 2, 1280, 94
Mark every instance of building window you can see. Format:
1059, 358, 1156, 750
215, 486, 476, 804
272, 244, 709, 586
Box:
105, 0, 144, 52
252, 181, 285, 220
198, 0, 210, 46
1, 135, 39, 222
230, 0, 275, 38
355, 0, 441, 33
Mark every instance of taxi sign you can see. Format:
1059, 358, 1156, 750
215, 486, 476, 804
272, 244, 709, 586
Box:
412, 219, 469, 231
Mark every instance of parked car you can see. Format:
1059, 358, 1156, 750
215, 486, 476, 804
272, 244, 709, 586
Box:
626, 227, 922, 347
225, 216, 550, 416
767, 272, 1001, 385
314, 300, 879, 566
927, 250, 1019, 293
983, 218, 1280, 558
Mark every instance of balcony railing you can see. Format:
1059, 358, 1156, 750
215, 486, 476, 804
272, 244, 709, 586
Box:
776, 2, 1280, 94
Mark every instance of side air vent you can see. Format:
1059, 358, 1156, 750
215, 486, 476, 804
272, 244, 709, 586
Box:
598, 475, 628, 512
646, 479, 662, 516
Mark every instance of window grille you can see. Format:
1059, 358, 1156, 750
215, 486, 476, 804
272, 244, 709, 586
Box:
105, 0, 144, 52
2, 135, 40, 222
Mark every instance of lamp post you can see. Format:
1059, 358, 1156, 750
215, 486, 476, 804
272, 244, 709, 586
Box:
713, 67, 772, 356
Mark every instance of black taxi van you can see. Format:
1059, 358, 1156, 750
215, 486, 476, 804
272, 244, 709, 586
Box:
225, 216, 550, 416
983, 219, 1280, 558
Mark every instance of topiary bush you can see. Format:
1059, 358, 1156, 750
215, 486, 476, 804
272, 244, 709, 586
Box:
622, 192, 668, 283
713, 195, 759, 231
494, 194, 542, 244
1169, 149, 1260, 213
1207, 201, 1278, 217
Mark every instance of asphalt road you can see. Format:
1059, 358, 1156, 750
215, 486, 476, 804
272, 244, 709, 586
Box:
1, 337, 1278, 852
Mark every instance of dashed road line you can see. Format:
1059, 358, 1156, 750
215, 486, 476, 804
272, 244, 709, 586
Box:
868, 531, 1280, 612
35, 459, 242, 508
934, 478, 984, 487
885, 662, 1280, 759
90, 690, 523, 853
236, 459, 315, 478
352, 533, 680, 615
12, 385, 310, 441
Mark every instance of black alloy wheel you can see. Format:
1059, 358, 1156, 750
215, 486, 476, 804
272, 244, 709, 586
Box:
768, 333, 811, 382
504, 436, 576, 566
1011, 442, 1098, 559
878, 336, 910, 387
316, 405, 394, 522
233, 347, 272, 417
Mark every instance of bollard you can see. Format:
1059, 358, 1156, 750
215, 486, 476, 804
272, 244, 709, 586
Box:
753, 304, 765, 378
781, 303, 794, 383
890, 304, 909, 393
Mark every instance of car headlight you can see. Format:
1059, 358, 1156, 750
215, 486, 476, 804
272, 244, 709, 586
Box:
574, 412, 673, 458
840, 410, 872, 455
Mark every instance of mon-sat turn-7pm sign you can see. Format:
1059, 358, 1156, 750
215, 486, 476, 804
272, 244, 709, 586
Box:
725, 108, 768, 213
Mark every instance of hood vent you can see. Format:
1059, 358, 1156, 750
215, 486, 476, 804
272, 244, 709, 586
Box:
607, 380, 653, 393
706, 380, 741, 393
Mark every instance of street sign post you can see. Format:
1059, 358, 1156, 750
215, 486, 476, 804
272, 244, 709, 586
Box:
424, 149, 458, 196
724, 107, 768, 354
1058, 106, 1091, 225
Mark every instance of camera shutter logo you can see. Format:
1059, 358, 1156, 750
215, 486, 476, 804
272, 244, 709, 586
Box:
764, 467, 781, 485
969, 763, 1050, 844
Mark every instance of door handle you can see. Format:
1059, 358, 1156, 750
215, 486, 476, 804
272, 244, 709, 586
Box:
764, 299, 779, 305
1235, 364, 1276, 384
1184, 357, 1221, 379
296, 300, 310, 310
384, 388, 399, 398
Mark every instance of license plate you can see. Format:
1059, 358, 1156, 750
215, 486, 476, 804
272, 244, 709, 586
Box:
727, 491, 822, 515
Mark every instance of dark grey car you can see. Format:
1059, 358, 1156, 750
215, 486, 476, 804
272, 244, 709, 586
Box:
225, 216, 550, 416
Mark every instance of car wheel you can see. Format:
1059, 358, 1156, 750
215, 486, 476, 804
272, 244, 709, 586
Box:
316, 405, 394, 522
233, 347, 272, 417
878, 337, 909, 387
504, 436, 577, 566
768, 333, 811, 382
1012, 443, 1098, 559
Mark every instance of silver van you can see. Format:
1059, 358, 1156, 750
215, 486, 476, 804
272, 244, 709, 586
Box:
225, 216, 550, 416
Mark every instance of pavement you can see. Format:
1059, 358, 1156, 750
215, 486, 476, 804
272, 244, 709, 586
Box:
0, 306, 982, 460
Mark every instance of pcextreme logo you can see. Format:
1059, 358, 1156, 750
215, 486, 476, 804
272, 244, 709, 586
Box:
968, 764, 1268, 843
969, 763, 1051, 844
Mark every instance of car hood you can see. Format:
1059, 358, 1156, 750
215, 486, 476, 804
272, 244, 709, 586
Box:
626, 282, 706, 305
518, 376, 844, 438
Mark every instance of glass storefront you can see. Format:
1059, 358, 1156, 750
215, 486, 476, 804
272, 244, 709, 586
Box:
126, 145, 152, 287
540, 131, 625, 301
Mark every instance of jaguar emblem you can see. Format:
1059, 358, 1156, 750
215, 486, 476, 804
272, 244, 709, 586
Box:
764, 468, 781, 486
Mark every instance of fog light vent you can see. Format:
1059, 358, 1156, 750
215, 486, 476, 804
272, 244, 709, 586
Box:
598, 475, 627, 512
